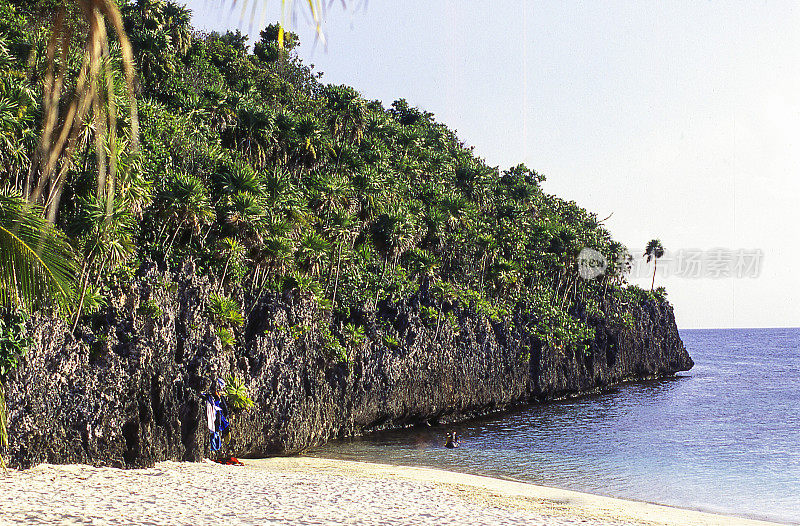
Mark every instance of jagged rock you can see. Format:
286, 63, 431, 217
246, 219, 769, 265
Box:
3, 265, 692, 468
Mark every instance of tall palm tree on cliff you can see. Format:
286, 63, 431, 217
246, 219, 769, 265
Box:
644, 238, 665, 291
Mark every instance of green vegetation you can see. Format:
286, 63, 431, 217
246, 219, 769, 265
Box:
383, 334, 400, 349
206, 293, 244, 328
0, 310, 29, 377
0, 194, 77, 315
0, 0, 666, 365
224, 374, 254, 410
137, 298, 162, 319
342, 322, 365, 348
216, 326, 235, 350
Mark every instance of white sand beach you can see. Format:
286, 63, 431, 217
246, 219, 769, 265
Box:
0, 457, 785, 526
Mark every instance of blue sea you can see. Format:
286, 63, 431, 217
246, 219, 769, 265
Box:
311, 328, 800, 524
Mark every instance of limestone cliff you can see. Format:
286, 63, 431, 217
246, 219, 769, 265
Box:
4, 263, 692, 468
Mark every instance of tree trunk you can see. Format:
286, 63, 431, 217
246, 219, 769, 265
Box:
651, 259, 657, 290
217, 258, 230, 293
70, 255, 93, 334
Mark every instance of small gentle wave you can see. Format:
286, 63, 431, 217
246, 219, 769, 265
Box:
311, 328, 800, 524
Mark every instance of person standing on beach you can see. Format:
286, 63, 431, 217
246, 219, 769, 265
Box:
204, 379, 230, 457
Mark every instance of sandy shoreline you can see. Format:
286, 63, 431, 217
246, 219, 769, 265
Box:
0, 456, 787, 525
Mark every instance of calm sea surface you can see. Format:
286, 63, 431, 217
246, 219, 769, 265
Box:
311, 328, 800, 524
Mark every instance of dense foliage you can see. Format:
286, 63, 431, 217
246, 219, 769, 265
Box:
0, 0, 665, 364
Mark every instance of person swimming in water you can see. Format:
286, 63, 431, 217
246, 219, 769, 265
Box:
445, 431, 459, 448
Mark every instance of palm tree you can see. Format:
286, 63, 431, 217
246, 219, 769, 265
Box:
234, 102, 275, 170
402, 247, 439, 285
293, 115, 328, 172
124, 0, 178, 87
0, 36, 38, 193
161, 1, 193, 55
70, 194, 135, 329
370, 207, 417, 271
251, 234, 294, 287
475, 232, 497, 289
314, 174, 351, 221
0, 192, 77, 314
215, 237, 246, 291
644, 239, 665, 291
217, 159, 263, 196
224, 191, 265, 244
323, 209, 356, 310
156, 172, 216, 251
396, 127, 422, 167
295, 231, 330, 277
490, 258, 521, 301
205, 90, 237, 134
351, 167, 386, 221
325, 85, 366, 146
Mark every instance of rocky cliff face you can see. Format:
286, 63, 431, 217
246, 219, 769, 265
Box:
3, 263, 692, 469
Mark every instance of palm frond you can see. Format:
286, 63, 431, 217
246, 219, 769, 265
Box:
224, 374, 254, 409
222, 0, 355, 50
0, 193, 77, 314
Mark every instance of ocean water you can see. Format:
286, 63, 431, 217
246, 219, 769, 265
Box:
311, 328, 800, 524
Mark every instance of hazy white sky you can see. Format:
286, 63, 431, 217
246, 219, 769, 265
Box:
186, 0, 800, 329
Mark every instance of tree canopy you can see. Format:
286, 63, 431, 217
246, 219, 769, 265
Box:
0, 0, 666, 361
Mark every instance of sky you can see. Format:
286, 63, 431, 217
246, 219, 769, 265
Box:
185, 0, 800, 329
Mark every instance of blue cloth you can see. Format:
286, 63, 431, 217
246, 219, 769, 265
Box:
210, 431, 221, 452
216, 404, 230, 435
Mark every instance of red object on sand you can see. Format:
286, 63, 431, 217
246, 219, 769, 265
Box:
214, 456, 244, 466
